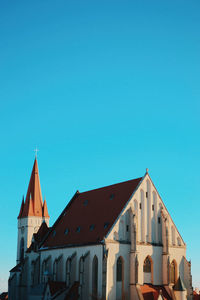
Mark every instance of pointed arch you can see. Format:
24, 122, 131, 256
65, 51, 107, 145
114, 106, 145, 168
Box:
143, 255, 153, 284
102, 255, 107, 299
116, 256, 124, 300
92, 255, 98, 300
79, 257, 84, 300
53, 259, 57, 281
66, 258, 71, 288
170, 259, 177, 284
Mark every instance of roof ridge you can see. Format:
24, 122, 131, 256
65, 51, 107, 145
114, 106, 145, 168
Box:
80, 177, 143, 194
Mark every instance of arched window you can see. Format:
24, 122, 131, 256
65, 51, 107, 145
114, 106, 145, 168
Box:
92, 256, 98, 299
41, 257, 52, 283
117, 257, 123, 282
102, 256, 107, 299
143, 257, 151, 272
143, 256, 153, 284
53, 260, 57, 281
79, 257, 84, 299
66, 258, 71, 288
20, 238, 24, 262
170, 260, 177, 284
116, 257, 124, 300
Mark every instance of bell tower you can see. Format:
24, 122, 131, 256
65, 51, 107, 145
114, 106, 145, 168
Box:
17, 158, 50, 263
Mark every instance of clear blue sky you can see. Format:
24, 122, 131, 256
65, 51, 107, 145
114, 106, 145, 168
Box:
0, 0, 200, 292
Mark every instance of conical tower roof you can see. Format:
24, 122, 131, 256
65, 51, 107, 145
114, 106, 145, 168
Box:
18, 196, 25, 218
18, 158, 45, 218
43, 198, 50, 218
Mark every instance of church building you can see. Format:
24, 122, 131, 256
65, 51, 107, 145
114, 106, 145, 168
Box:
8, 158, 193, 300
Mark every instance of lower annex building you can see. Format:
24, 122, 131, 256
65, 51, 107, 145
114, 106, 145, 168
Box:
9, 158, 193, 300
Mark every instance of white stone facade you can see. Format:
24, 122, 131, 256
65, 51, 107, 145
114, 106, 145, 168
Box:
9, 172, 193, 300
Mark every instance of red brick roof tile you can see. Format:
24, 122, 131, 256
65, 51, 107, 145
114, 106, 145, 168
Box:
140, 284, 172, 300
42, 177, 142, 248
48, 281, 66, 296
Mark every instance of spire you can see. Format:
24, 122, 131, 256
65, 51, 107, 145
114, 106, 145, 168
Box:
18, 196, 25, 219
19, 158, 44, 218
43, 198, 50, 218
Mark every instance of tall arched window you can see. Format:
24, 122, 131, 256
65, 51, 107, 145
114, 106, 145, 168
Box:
143, 256, 153, 284
20, 238, 24, 262
53, 260, 57, 281
79, 257, 84, 300
92, 256, 98, 300
117, 257, 122, 282
116, 257, 124, 300
66, 258, 71, 288
102, 256, 107, 299
170, 260, 177, 284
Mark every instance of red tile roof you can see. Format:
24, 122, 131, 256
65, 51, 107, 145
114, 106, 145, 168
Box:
27, 222, 50, 253
48, 281, 66, 296
193, 291, 200, 300
18, 158, 49, 219
64, 282, 79, 300
0, 293, 8, 300
9, 262, 21, 272
140, 284, 172, 300
42, 177, 142, 248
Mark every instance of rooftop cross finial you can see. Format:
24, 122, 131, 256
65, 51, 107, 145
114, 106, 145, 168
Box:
146, 168, 149, 173
34, 147, 39, 158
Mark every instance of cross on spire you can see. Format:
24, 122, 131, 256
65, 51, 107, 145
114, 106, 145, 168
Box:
34, 147, 39, 158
